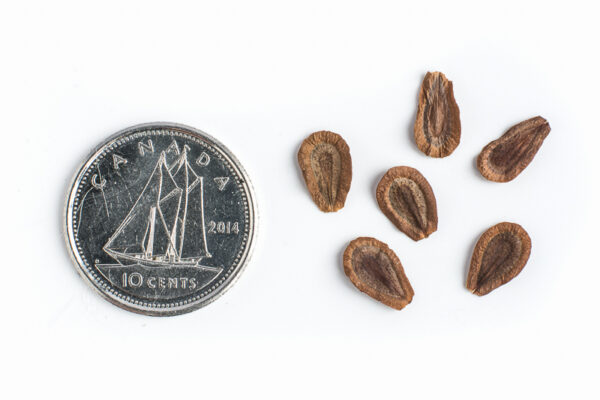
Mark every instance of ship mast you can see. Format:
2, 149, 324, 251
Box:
144, 206, 156, 259
177, 148, 190, 261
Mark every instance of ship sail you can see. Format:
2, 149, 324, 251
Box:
103, 150, 210, 267
169, 149, 211, 260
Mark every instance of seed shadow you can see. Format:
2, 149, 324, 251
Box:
371, 169, 387, 202
336, 241, 357, 291
471, 154, 482, 179
471, 153, 489, 182
403, 73, 426, 154
463, 229, 483, 289
292, 138, 305, 187
370, 169, 388, 224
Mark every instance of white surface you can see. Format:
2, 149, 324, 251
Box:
1, 1, 599, 399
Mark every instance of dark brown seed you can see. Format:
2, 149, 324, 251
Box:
297, 131, 352, 212
477, 116, 550, 182
343, 237, 414, 310
466, 222, 532, 296
376, 166, 437, 241
414, 71, 461, 158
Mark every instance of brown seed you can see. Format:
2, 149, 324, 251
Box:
343, 237, 414, 310
477, 116, 550, 182
414, 71, 461, 158
466, 222, 532, 296
297, 131, 352, 212
376, 166, 438, 241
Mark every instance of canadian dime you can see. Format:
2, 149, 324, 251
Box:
65, 123, 257, 316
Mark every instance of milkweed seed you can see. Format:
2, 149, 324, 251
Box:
466, 222, 532, 296
376, 166, 438, 241
297, 131, 352, 212
477, 116, 550, 182
343, 237, 414, 310
414, 71, 461, 158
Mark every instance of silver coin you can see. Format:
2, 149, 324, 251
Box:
64, 123, 258, 316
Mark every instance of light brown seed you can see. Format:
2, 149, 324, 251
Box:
343, 237, 414, 310
477, 116, 550, 182
414, 71, 461, 158
466, 222, 532, 296
376, 166, 437, 241
297, 131, 352, 212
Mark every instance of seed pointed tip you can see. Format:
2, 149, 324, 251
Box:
468, 287, 482, 296
413, 232, 426, 241
320, 201, 342, 213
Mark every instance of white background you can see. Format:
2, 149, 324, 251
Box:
1, 1, 599, 399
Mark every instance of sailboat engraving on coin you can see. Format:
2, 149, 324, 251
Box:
103, 148, 213, 266
65, 123, 257, 316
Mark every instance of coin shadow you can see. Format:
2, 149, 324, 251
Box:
58, 158, 92, 282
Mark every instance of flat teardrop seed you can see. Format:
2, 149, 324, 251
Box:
298, 131, 352, 212
466, 222, 532, 296
477, 116, 550, 182
376, 166, 438, 241
414, 71, 461, 158
343, 237, 414, 310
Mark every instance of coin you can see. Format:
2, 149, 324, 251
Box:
64, 123, 258, 316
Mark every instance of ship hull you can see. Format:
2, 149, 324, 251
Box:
107, 250, 201, 268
